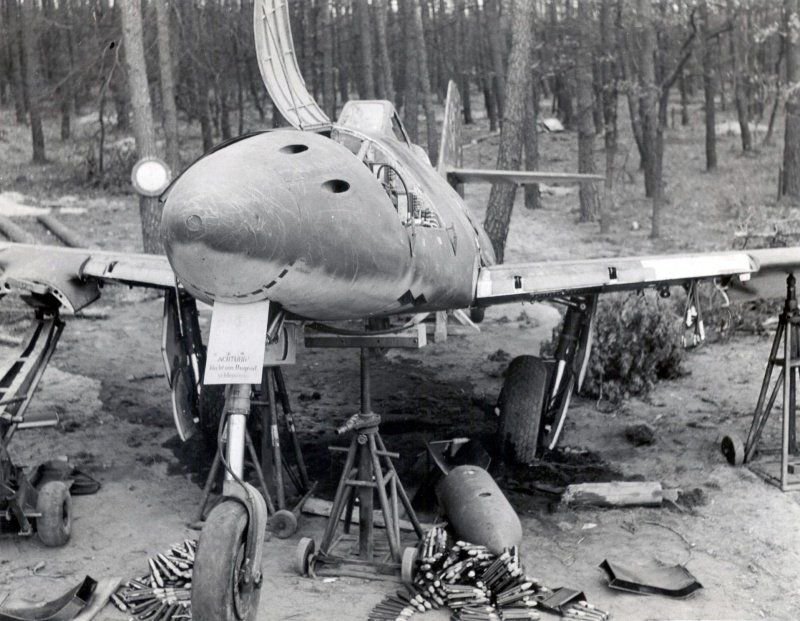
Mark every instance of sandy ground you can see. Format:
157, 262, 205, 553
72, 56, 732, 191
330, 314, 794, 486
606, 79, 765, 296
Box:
2, 101, 800, 620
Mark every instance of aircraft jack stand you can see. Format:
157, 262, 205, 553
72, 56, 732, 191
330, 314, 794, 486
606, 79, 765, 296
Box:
193, 366, 314, 538
722, 272, 800, 491
0, 306, 72, 547
296, 348, 424, 581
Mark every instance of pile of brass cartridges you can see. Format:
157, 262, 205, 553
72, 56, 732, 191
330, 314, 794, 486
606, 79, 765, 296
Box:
110, 539, 196, 620
368, 527, 610, 621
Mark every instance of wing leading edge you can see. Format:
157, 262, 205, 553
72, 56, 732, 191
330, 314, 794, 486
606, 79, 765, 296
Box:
0, 243, 174, 313
475, 247, 800, 305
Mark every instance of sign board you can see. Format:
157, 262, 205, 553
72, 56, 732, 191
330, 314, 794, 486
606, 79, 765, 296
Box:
204, 301, 270, 384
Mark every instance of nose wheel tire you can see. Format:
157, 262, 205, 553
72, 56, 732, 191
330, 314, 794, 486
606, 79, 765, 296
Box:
401, 547, 418, 586
36, 481, 71, 547
269, 509, 297, 539
296, 537, 315, 576
721, 434, 745, 466
192, 500, 262, 621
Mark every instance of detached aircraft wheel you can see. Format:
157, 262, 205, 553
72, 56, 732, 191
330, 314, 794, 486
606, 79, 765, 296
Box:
721, 434, 745, 466
401, 547, 418, 586
36, 481, 71, 547
269, 509, 298, 539
497, 356, 552, 463
192, 501, 261, 621
296, 537, 315, 576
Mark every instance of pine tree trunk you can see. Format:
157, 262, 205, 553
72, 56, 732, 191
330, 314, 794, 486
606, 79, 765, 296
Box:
374, 0, 394, 104
700, 0, 717, 170
335, 1, 349, 108
403, 1, 419, 142
57, 0, 73, 139
638, 0, 658, 201
155, 0, 179, 175
600, 0, 618, 234
356, 0, 374, 99
679, 67, 689, 126
5, 0, 27, 124
482, 0, 536, 262
729, 0, 752, 152
20, 0, 45, 163
455, 0, 472, 124
485, 0, 505, 122
321, 0, 336, 118
477, 2, 498, 131
523, 79, 540, 210
111, 2, 131, 132
784, 0, 800, 197
120, 0, 162, 254
410, 0, 438, 160
577, 0, 600, 223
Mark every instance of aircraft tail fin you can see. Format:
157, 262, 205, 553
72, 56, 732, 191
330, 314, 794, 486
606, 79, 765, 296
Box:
436, 81, 464, 177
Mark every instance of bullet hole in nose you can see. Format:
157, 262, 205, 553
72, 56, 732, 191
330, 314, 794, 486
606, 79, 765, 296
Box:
186, 214, 203, 232
280, 144, 308, 154
322, 179, 350, 194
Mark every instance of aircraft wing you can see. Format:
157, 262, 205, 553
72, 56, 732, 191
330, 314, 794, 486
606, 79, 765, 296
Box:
475, 247, 800, 305
0, 243, 174, 313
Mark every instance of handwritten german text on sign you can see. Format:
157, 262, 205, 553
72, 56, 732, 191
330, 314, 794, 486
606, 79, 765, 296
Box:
204, 301, 269, 384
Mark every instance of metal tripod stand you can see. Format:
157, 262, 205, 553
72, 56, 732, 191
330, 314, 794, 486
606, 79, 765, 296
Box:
722, 273, 800, 491
296, 348, 423, 579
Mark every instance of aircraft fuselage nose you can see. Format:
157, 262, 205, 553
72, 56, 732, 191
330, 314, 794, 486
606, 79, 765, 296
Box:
160, 130, 416, 319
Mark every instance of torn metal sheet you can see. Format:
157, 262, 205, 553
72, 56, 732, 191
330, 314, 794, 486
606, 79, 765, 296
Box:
426, 438, 491, 475
600, 559, 703, 598
0, 576, 96, 621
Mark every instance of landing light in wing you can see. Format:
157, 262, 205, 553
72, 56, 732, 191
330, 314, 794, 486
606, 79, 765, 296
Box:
131, 157, 171, 197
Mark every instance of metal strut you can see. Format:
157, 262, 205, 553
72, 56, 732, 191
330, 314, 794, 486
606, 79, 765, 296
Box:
193, 366, 314, 538
0, 306, 66, 540
0, 309, 64, 444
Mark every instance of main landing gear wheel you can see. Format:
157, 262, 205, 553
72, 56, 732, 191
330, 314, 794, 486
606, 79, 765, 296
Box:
192, 501, 261, 621
721, 434, 745, 466
296, 537, 315, 576
469, 306, 486, 324
36, 481, 71, 547
497, 356, 552, 463
401, 547, 418, 586
269, 509, 298, 539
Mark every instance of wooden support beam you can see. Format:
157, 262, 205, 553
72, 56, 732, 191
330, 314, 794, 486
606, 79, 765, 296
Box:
0, 216, 35, 244
37, 213, 87, 248
561, 481, 663, 508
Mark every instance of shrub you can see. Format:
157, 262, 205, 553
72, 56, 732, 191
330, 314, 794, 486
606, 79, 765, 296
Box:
541, 291, 686, 403
84, 137, 138, 191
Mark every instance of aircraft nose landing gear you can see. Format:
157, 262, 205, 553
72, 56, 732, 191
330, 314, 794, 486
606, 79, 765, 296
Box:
192, 383, 267, 621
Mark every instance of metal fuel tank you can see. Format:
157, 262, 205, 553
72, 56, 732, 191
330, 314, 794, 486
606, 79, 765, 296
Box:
435, 465, 522, 554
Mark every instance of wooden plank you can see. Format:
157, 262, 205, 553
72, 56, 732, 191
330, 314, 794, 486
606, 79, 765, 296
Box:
561, 481, 663, 508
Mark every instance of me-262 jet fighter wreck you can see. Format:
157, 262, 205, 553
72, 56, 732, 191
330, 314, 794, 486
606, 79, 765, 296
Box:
3, 1, 800, 620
